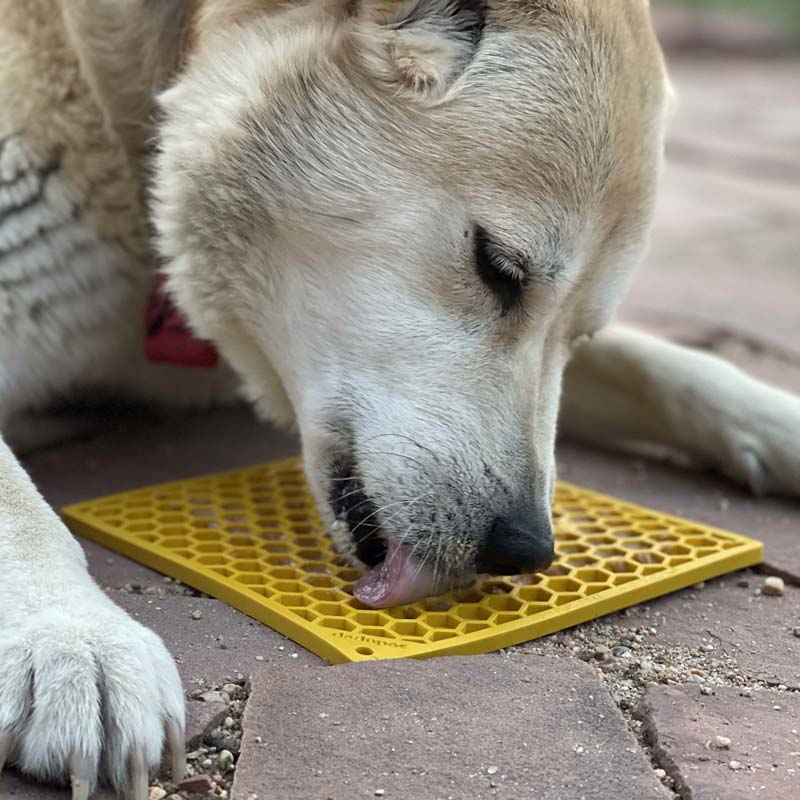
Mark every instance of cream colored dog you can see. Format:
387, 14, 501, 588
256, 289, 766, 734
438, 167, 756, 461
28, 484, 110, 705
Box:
2, 1, 799, 798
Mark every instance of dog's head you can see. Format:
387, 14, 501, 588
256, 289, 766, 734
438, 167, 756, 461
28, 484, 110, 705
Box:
149, 0, 670, 606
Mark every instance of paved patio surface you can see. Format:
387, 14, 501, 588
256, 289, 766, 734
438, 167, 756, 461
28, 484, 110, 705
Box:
7, 55, 800, 800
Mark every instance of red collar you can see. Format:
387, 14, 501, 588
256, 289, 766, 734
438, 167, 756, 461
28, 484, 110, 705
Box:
144, 273, 219, 368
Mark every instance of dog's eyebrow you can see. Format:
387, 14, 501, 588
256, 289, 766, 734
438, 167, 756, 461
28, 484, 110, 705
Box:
490, 232, 562, 285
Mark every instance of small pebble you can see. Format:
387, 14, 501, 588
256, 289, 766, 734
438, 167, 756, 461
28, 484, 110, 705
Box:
375, 791, 385, 797
761, 576, 785, 597
148, 788, 167, 800
487, 766, 499, 775
736, 578, 749, 589
222, 683, 241, 697
712, 736, 731, 750
218, 749, 234, 771
198, 690, 225, 703
793, 628, 800, 638
728, 760, 742, 771
204, 733, 241, 755
654, 769, 666, 780
255, 655, 265, 662
593, 646, 611, 662
178, 774, 215, 792
224, 716, 235, 729
612, 646, 631, 657
191, 610, 203, 620
700, 686, 714, 696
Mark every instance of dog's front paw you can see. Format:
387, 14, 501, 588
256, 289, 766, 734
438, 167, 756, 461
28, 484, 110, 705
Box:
0, 593, 185, 799
713, 379, 800, 498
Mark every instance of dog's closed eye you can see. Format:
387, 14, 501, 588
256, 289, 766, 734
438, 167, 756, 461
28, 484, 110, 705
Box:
474, 225, 526, 315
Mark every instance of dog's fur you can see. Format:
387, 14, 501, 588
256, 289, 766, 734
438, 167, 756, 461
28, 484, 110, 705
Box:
2, 1, 799, 796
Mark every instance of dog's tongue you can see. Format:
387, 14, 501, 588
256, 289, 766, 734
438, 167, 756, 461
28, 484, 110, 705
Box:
354, 542, 439, 608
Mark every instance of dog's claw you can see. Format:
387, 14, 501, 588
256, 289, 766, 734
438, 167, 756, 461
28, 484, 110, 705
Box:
741, 449, 768, 496
166, 718, 186, 783
0, 728, 12, 773
69, 753, 91, 800
129, 750, 148, 800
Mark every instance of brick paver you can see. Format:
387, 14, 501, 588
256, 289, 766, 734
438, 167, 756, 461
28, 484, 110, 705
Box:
116, 593, 323, 686
232, 656, 669, 800
638, 684, 800, 799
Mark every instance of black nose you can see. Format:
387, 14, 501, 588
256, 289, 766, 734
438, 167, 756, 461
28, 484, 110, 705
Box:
477, 507, 554, 575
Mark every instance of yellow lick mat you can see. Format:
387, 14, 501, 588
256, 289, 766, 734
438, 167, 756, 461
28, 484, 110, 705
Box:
62, 457, 762, 664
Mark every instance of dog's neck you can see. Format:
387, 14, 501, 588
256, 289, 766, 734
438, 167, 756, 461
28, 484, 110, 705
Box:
179, 0, 204, 66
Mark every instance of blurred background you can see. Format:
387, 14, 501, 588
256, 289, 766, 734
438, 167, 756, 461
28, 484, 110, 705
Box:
623, 0, 800, 394
654, 0, 800, 51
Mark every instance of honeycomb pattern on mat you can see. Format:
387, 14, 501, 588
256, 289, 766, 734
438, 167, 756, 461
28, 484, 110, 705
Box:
63, 457, 761, 664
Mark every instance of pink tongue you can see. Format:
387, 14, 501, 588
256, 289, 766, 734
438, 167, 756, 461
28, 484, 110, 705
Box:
354, 542, 439, 608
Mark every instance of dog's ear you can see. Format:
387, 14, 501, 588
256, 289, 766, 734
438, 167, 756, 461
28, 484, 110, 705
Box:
355, 0, 487, 101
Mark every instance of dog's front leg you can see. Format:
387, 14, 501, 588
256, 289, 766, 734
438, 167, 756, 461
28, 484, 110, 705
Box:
0, 437, 185, 799
560, 325, 800, 497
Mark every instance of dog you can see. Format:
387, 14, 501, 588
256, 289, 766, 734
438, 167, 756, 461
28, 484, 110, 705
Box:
2, 1, 799, 797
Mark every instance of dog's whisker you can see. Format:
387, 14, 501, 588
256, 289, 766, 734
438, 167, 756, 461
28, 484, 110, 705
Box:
331, 486, 372, 505
349, 496, 418, 539
377, 492, 432, 528
354, 492, 433, 542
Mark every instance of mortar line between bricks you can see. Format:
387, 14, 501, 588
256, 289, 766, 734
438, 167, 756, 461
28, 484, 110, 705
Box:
586, 667, 681, 799
634, 701, 690, 800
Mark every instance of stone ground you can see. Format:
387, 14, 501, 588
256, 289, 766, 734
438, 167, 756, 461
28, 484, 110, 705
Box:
5, 53, 800, 800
